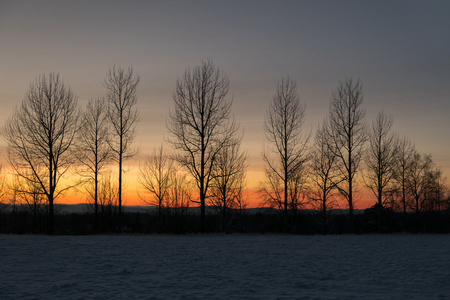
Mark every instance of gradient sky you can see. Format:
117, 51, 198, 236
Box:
1, 0, 450, 207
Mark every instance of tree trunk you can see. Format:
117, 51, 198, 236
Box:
48, 141, 54, 235
322, 191, 327, 234
118, 154, 122, 230
222, 203, 226, 232
200, 134, 206, 233
158, 202, 162, 234
118, 113, 123, 231
48, 196, 54, 235
94, 167, 98, 232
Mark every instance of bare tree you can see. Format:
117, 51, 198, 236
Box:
260, 168, 285, 210
97, 171, 119, 211
168, 172, 191, 209
262, 77, 309, 230
260, 166, 308, 232
4, 73, 79, 234
9, 170, 46, 232
406, 151, 433, 215
0, 166, 10, 218
309, 121, 341, 233
168, 171, 192, 233
393, 137, 414, 216
328, 78, 366, 219
210, 138, 247, 232
364, 111, 398, 208
75, 97, 111, 231
138, 145, 175, 233
415, 155, 448, 214
0, 166, 6, 202
94, 170, 119, 231
423, 167, 447, 213
104, 66, 139, 219
167, 59, 237, 232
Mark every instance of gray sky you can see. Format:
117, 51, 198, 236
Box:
1, 0, 449, 205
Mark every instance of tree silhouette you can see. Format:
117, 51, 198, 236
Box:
328, 78, 366, 221
364, 111, 397, 228
424, 167, 446, 213
210, 137, 247, 232
167, 59, 237, 232
406, 151, 433, 216
75, 97, 111, 231
10, 170, 46, 232
104, 66, 139, 224
393, 137, 414, 217
365, 112, 397, 204
309, 121, 341, 233
96, 171, 119, 231
4, 73, 79, 234
138, 145, 175, 233
167, 170, 192, 233
262, 77, 309, 231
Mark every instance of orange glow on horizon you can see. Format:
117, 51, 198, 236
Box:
5, 165, 375, 211
60, 187, 375, 210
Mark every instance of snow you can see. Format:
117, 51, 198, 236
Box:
1, 234, 449, 299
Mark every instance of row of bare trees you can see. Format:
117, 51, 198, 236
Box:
4, 67, 139, 234
139, 62, 448, 233
1, 60, 248, 234
260, 77, 447, 232
1, 59, 448, 234
140, 60, 248, 233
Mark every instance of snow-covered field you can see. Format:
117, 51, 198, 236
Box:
1, 234, 449, 299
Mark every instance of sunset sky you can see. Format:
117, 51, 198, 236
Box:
1, 0, 449, 208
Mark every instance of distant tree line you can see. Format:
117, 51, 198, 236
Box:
0, 59, 449, 234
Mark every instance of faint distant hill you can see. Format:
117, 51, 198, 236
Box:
58, 204, 148, 214
57, 204, 364, 215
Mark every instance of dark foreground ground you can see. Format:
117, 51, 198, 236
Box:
1, 234, 449, 299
